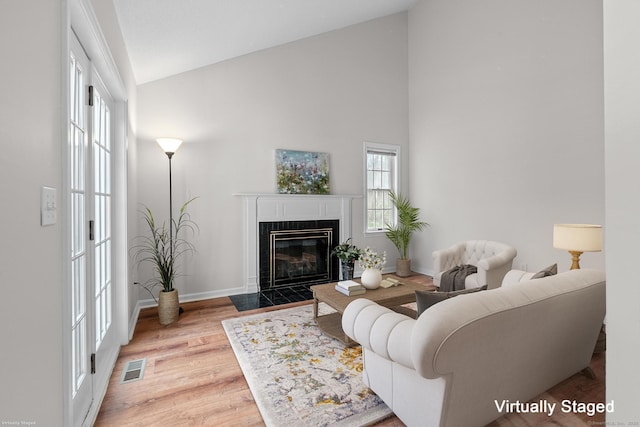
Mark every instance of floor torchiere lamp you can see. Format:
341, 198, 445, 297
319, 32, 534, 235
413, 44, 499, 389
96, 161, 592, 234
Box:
553, 223, 603, 270
156, 138, 184, 312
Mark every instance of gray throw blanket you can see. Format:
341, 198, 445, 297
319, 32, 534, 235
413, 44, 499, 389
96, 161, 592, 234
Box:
439, 264, 478, 292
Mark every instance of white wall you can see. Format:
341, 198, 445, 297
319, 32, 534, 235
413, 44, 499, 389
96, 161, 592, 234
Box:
603, 0, 640, 419
135, 13, 409, 300
408, 0, 605, 275
0, 1, 64, 423
0, 1, 136, 423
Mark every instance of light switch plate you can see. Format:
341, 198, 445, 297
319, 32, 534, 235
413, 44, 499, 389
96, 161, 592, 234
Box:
41, 186, 56, 226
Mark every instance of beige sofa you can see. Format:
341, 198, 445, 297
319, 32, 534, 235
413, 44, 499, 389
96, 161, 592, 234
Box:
342, 269, 605, 427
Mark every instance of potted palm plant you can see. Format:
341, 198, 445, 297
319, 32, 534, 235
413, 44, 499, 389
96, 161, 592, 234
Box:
384, 192, 429, 277
134, 198, 198, 325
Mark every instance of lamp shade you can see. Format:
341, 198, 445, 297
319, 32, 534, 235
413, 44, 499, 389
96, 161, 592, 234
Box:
156, 138, 183, 154
553, 224, 602, 252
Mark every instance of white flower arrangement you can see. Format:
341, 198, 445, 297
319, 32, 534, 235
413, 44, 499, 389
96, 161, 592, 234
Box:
358, 247, 386, 270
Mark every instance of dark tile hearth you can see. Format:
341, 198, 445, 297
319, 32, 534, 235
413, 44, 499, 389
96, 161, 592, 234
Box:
229, 273, 436, 312
229, 284, 315, 311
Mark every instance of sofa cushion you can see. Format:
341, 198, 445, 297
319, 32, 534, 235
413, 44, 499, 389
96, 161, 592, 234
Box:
531, 263, 558, 279
415, 285, 488, 317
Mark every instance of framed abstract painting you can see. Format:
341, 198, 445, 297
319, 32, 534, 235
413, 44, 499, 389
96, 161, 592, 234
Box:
275, 149, 330, 194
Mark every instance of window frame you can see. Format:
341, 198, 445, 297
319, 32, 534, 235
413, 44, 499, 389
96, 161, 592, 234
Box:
363, 141, 401, 234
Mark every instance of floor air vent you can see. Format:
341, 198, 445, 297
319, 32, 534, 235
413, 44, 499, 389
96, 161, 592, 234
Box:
120, 358, 146, 383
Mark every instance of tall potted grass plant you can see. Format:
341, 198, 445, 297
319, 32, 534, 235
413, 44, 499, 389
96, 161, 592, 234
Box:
134, 198, 198, 324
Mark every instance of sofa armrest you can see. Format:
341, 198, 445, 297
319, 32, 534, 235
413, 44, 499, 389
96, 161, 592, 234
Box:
342, 299, 416, 369
476, 247, 517, 288
476, 247, 517, 271
432, 243, 466, 274
501, 269, 536, 287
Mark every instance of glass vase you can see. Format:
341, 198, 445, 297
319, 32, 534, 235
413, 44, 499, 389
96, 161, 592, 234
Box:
340, 260, 355, 280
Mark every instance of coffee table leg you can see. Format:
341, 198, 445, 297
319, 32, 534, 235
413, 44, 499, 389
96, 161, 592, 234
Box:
313, 297, 318, 319
345, 332, 353, 346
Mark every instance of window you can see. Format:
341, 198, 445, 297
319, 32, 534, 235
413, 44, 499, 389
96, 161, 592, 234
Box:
364, 142, 400, 232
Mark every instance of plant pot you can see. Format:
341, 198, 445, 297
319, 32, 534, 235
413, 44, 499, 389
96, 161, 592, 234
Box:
340, 260, 355, 280
158, 289, 179, 325
396, 258, 411, 277
360, 268, 382, 290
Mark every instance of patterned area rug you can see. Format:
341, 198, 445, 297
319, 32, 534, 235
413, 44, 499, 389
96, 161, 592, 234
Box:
222, 303, 392, 426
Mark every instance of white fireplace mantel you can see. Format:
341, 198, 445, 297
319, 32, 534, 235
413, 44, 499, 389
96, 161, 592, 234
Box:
234, 193, 361, 293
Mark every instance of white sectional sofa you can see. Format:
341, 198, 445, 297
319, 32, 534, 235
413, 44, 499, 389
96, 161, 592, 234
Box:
341, 269, 605, 427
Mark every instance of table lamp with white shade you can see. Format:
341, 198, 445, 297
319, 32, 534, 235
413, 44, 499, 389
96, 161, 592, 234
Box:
553, 224, 603, 270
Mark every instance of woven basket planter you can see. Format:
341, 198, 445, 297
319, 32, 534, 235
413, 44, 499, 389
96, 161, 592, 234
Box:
158, 289, 179, 325
395, 259, 411, 277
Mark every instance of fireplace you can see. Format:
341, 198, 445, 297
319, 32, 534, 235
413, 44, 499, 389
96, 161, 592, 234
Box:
259, 220, 339, 289
236, 193, 358, 293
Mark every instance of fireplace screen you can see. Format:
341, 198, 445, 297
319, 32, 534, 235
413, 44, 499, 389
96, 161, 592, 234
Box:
269, 228, 332, 288
259, 220, 339, 289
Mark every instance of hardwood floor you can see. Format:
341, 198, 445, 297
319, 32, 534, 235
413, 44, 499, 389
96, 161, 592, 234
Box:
95, 278, 604, 427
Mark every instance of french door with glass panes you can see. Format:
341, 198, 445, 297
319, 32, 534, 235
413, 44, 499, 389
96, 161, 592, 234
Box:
69, 33, 118, 426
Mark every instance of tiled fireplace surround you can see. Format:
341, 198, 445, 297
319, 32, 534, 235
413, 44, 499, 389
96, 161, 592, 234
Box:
236, 194, 358, 296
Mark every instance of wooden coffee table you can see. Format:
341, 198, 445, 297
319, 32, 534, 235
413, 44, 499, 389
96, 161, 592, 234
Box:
311, 278, 431, 346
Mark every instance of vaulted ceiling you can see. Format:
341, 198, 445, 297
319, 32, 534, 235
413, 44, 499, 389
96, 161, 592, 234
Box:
113, 0, 417, 84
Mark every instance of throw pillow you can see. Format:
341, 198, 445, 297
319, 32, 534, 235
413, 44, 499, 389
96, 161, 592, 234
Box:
415, 285, 488, 318
530, 263, 558, 279
415, 291, 449, 315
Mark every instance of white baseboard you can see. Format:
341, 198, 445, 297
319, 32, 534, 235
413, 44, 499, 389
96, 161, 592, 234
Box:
409, 266, 435, 278
125, 268, 437, 338
128, 303, 143, 341
126, 272, 435, 339
127, 286, 248, 339
356, 266, 434, 278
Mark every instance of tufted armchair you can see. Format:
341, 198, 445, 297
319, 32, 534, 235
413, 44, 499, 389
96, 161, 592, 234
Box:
432, 240, 517, 290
